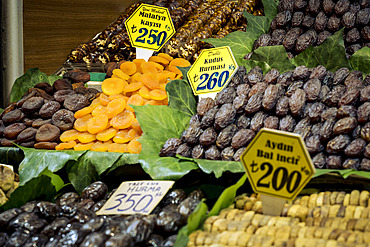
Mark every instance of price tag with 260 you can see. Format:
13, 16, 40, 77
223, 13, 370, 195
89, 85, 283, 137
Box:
97, 180, 174, 215
125, 4, 175, 51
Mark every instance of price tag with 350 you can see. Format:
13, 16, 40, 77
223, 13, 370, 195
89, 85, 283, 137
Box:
96, 180, 174, 215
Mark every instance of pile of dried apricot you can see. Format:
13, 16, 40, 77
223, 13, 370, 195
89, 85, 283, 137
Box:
56, 54, 191, 153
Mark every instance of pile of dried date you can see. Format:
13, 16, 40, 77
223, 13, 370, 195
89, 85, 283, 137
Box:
160, 65, 370, 171
0, 181, 204, 247
0, 165, 19, 206
252, 0, 369, 58
0, 70, 98, 149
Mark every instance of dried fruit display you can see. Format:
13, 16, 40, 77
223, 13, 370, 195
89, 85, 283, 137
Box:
66, 0, 262, 64
188, 190, 370, 246
160, 65, 370, 171
56, 54, 190, 153
0, 181, 204, 247
0, 70, 97, 149
254, 0, 369, 58
0, 165, 19, 206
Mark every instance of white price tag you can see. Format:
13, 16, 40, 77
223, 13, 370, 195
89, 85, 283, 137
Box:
96, 180, 174, 215
0, 164, 14, 171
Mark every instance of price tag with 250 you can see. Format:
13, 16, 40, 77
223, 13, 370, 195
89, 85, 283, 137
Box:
96, 180, 174, 215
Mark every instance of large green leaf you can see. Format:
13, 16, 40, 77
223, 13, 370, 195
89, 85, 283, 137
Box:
18, 147, 86, 186
203, 31, 259, 65
243, 11, 270, 38
349, 47, 370, 77
209, 174, 247, 216
292, 29, 350, 72
178, 66, 191, 83
262, 0, 279, 23
106, 153, 140, 174
0, 108, 3, 114
133, 105, 198, 180
0, 175, 57, 211
0, 147, 24, 167
10, 68, 61, 102
244, 45, 296, 74
66, 151, 123, 193
166, 79, 197, 117
174, 200, 209, 247
40, 168, 65, 192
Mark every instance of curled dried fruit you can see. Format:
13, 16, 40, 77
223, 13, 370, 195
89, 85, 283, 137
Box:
160, 138, 182, 157
21, 97, 44, 113
3, 123, 26, 139
39, 101, 61, 119
35, 124, 60, 142
333, 117, 358, 134
51, 109, 75, 131
232, 129, 255, 149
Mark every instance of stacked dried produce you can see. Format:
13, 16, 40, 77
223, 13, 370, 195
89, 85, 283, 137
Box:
66, 0, 262, 64
188, 190, 370, 247
0, 71, 98, 150
253, 0, 370, 58
0, 181, 204, 247
160, 65, 370, 171
0, 166, 19, 206
56, 55, 190, 153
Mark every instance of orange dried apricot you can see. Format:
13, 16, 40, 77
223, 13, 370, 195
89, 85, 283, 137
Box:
131, 72, 142, 83
158, 71, 175, 84
144, 100, 162, 105
60, 129, 79, 142
77, 132, 96, 143
90, 141, 109, 152
120, 61, 137, 75
157, 53, 174, 62
55, 141, 77, 150
106, 98, 126, 118
74, 142, 94, 151
133, 59, 145, 73
131, 118, 142, 133
126, 94, 144, 112
149, 61, 164, 71
110, 110, 135, 129
159, 83, 167, 92
113, 69, 130, 80
74, 114, 93, 132
141, 62, 158, 74
167, 65, 182, 75
96, 127, 117, 142
107, 143, 128, 153
99, 93, 110, 106
127, 128, 140, 140
148, 56, 169, 66
169, 58, 191, 67
138, 86, 151, 99
87, 114, 109, 134
141, 73, 160, 90
108, 94, 125, 101
127, 139, 142, 154
92, 105, 107, 117
74, 106, 93, 118
150, 89, 167, 100
101, 78, 127, 95
113, 129, 130, 143
123, 81, 143, 92
90, 98, 101, 108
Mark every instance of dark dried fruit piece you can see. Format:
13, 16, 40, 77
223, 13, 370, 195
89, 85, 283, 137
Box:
249, 82, 268, 98
283, 28, 303, 51
63, 94, 89, 112
327, 15, 341, 32
17, 127, 37, 143
305, 135, 323, 154
34, 142, 58, 150
215, 87, 236, 105
356, 9, 370, 26
327, 155, 342, 169
337, 105, 357, 118
264, 116, 279, 130
339, 88, 360, 106
63, 70, 90, 83
345, 138, 366, 157
360, 86, 370, 102
253, 34, 271, 49
334, 0, 350, 16
81, 181, 108, 202
233, 147, 247, 162
342, 12, 356, 29
1, 138, 16, 147
221, 147, 235, 161
326, 134, 351, 154
21, 97, 44, 113
233, 95, 248, 113
304, 79, 321, 101
216, 124, 238, 149
289, 89, 306, 116
361, 122, 370, 141
314, 11, 328, 32
276, 96, 290, 116
231, 129, 255, 149
32, 118, 52, 128
312, 152, 326, 168
321, 107, 338, 121
275, 11, 292, 28
302, 14, 315, 29
204, 145, 220, 160
279, 115, 296, 132
2, 109, 25, 124
333, 117, 358, 134
294, 0, 307, 10
181, 115, 202, 145
4, 123, 26, 139
317, 31, 332, 45
262, 84, 279, 111
308, 0, 321, 14
191, 145, 204, 159
39, 101, 61, 119
160, 138, 182, 157
199, 127, 217, 147
34, 82, 54, 95
308, 103, 326, 122
53, 79, 73, 91
346, 28, 361, 43
53, 89, 76, 103
214, 103, 236, 129
320, 119, 335, 140
247, 66, 263, 85
176, 143, 192, 158
358, 102, 370, 123
236, 84, 250, 97
35, 124, 60, 142
250, 111, 267, 132
201, 106, 218, 129
323, 0, 335, 14
271, 29, 287, 45
295, 32, 315, 53
51, 109, 75, 131
293, 66, 310, 81
197, 98, 216, 116
359, 158, 370, 171
323, 85, 346, 106
236, 114, 251, 129
245, 93, 263, 114
342, 158, 360, 169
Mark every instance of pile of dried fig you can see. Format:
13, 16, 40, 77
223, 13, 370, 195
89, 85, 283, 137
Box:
0, 165, 19, 206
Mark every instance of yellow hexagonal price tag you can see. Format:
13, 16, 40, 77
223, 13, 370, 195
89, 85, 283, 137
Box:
124, 4, 175, 51
187, 46, 238, 95
241, 128, 315, 201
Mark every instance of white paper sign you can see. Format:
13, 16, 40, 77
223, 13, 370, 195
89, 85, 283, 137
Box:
0, 164, 14, 171
96, 180, 175, 215
136, 47, 154, 61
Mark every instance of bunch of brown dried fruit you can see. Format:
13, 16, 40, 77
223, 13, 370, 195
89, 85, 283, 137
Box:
160, 65, 370, 171
0, 165, 19, 206
0, 70, 98, 149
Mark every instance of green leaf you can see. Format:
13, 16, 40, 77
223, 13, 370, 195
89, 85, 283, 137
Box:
134, 105, 198, 180
243, 11, 270, 37
166, 79, 197, 117
243, 45, 296, 74
208, 174, 247, 216
178, 66, 191, 82
292, 29, 350, 72
349, 47, 370, 77
0, 147, 24, 167
0, 108, 3, 114
262, 0, 279, 23
18, 147, 86, 186
40, 169, 65, 192
10, 68, 62, 102
203, 31, 258, 65
346, 171, 370, 180
0, 175, 57, 211
106, 153, 140, 174
174, 200, 209, 247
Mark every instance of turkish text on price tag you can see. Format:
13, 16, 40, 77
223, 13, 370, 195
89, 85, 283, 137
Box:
187, 46, 238, 95
241, 128, 315, 201
96, 180, 175, 215
124, 4, 175, 51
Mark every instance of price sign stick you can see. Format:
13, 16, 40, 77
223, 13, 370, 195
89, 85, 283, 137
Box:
260, 194, 286, 216
136, 47, 154, 61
